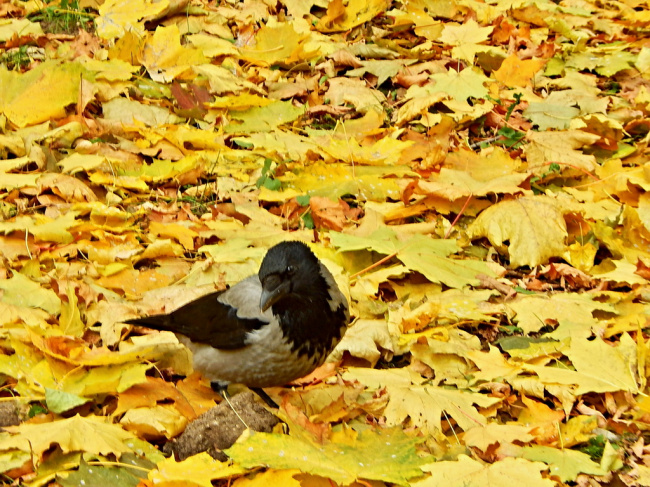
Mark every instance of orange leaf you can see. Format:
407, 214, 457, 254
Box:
494, 55, 546, 88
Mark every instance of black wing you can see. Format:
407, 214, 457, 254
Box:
125, 279, 269, 350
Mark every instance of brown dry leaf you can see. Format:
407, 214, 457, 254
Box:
115, 376, 198, 419
310, 196, 359, 231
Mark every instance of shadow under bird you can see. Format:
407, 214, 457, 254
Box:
126, 241, 349, 406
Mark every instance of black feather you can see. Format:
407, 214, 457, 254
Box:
258, 241, 349, 358
126, 286, 268, 349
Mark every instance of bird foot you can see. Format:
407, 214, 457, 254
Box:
210, 381, 230, 399
210, 381, 278, 409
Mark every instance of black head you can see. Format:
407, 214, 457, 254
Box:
258, 241, 322, 311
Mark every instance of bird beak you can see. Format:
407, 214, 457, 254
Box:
260, 277, 291, 312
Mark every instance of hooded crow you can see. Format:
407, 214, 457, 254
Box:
126, 241, 349, 402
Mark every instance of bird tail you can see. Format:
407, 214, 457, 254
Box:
125, 315, 172, 331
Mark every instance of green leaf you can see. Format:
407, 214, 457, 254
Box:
523, 102, 580, 130
225, 101, 304, 133
226, 428, 426, 485
301, 212, 314, 229
45, 388, 89, 414
263, 177, 281, 191
28, 403, 48, 418
296, 194, 310, 206
522, 445, 606, 482
58, 460, 142, 487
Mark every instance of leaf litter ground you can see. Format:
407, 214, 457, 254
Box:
0, 0, 649, 485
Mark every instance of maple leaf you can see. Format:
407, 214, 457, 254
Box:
463, 423, 535, 451
0, 61, 85, 127
0, 415, 136, 460
522, 445, 606, 481
524, 130, 600, 173
316, 0, 390, 32
149, 452, 245, 486
345, 368, 501, 433
469, 196, 568, 268
416, 455, 554, 487
494, 55, 546, 88
226, 428, 426, 485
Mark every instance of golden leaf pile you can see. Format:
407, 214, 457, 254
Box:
0, 0, 649, 485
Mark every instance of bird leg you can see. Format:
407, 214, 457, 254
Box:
210, 381, 230, 400
210, 381, 252, 429
250, 387, 279, 409
210, 381, 279, 409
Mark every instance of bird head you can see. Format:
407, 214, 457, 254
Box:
258, 241, 321, 312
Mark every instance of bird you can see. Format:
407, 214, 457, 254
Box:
125, 241, 349, 406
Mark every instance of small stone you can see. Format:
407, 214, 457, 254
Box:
168, 391, 279, 461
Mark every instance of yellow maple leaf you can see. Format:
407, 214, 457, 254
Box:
417, 455, 554, 487
142, 25, 208, 82
149, 452, 245, 486
0, 272, 61, 315
567, 333, 639, 394
120, 405, 188, 439
241, 21, 318, 65
509, 292, 614, 334
96, 0, 173, 39
463, 423, 535, 452
0, 61, 84, 128
439, 19, 494, 63
468, 195, 568, 268
0, 415, 136, 460
148, 221, 198, 250
494, 55, 547, 88
0, 18, 43, 41
317, 0, 390, 33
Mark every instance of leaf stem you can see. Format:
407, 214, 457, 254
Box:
444, 193, 473, 239
85, 461, 152, 473
349, 250, 400, 280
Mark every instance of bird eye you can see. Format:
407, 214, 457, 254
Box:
286, 265, 295, 275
